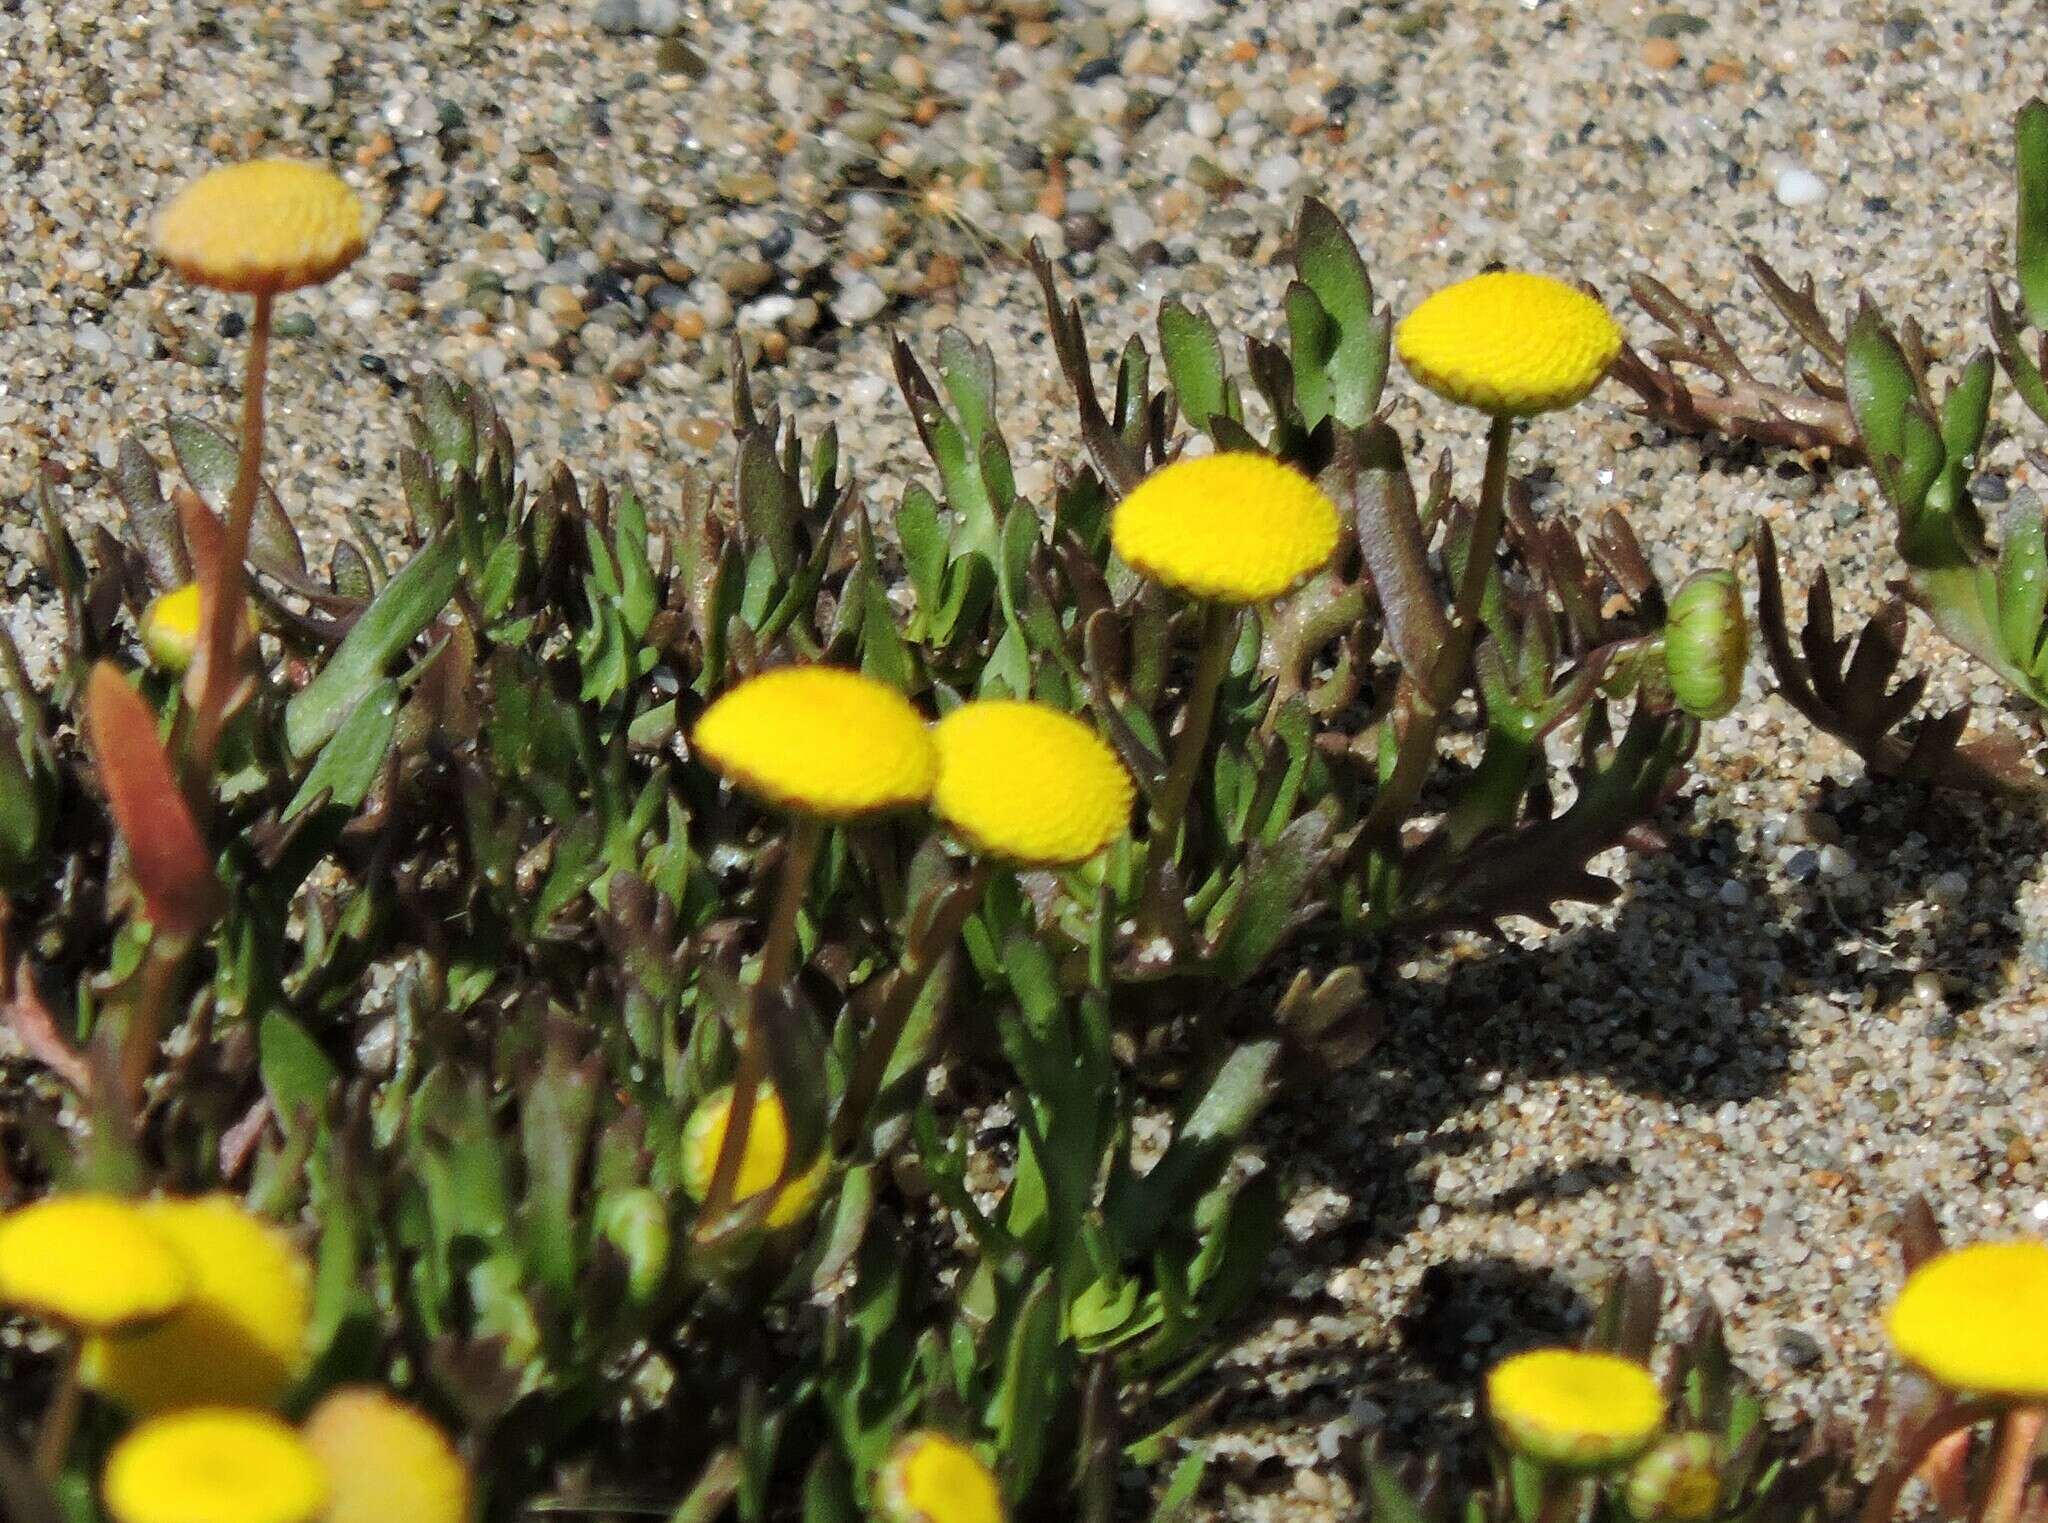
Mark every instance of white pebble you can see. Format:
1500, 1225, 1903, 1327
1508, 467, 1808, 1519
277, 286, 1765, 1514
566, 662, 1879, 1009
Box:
1254, 153, 1302, 195
1773, 167, 1827, 208
831, 277, 887, 326
845, 373, 890, 409
1186, 102, 1223, 140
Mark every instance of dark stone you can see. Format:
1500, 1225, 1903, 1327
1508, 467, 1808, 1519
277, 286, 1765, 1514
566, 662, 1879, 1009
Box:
1074, 56, 1120, 85
1778, 1330, 1826, 1370
217, 311, 246, 339
758, 224, 794, 262
1063, 212, 1109, 254
359, 353, 387, 375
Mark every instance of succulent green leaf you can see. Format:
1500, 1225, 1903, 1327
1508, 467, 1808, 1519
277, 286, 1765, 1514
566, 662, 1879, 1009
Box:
284, 680, 399, 820
1284, 282, 1337, 429
736, 426, 801, 577
286, 534, 461, 758
1292, 199, 1389, 425
2017, 98, 2048, 327
992, 1271, 1063, 1503
1843, 306, 1958, 566
258, 1009, 338, 1138
521, 1033, 599, 1300
1989, 281, 2048, 427
420, 374, 478, 476
1998, 496, 2048, 671
897, 483, 947, 623
112, 435, 189, 587
166, 414, 307, 578
1158, 300, 1232, 436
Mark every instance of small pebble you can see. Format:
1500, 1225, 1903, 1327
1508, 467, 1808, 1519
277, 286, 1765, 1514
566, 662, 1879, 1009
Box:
1774, 167, 1828, 207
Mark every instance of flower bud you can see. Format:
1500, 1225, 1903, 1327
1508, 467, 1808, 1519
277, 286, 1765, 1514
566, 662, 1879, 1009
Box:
595, 1188, 671, 1304
140, 583, 259, 674
1624, 1433, 1722, 1521
1662, 569, 1748, 720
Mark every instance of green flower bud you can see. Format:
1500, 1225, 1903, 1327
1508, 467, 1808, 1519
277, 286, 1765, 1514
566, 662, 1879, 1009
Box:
1625, 1434, 1722, 1521
595, 1188, 672, 1305
1662, 570, 1748, 720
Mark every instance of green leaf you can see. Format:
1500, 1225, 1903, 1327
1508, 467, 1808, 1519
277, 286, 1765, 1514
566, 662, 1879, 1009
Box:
992, 1272, 1063, 1503
1843, 306, 1956, 565
1152, 1452, 1208, 1523
1998, 497, 2048, 671
1292, 199, 1389, 425
2017, 98, 2048, 328
286, 534, 461, 758
1925, 351, 1995, 524
420, 374, 478, 475
521, 1033, 598, 1301
1284, 283, 1336, 429
1158, 301, 1231, 435
736, 427, 801, 577
165, 414, 306, 578
284, 680, 399, 820
1989, 284, 2048, 427
898, 483, 947, 625
1203, 813, 1330, 982
259, 1009, 338, 1137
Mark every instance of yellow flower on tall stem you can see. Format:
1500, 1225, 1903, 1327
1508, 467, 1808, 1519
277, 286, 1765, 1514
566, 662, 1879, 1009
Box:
832, 698, 1134, 1149
1108, 453, 1338, 935
877, 1430, 1006, 1523
151, 160, 365, 769
690, 665, 936, 1233
301, 1388, 469, 1523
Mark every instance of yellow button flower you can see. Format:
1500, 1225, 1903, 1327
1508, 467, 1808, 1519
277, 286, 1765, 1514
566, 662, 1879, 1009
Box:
1110, 453, 1340, 604
877, 1431, 1005, 1523
83, 1195, 312, 1414
693, 666, 936, 821
303, 1389, 469, 1523
680, 1083, 827, 1230
103, 1408, 328, 1523
1885, 1239, 2048, 1398
1396, 272, 1622, 417
141, 583, 260, 674
0, 1195, 190, 1332
1487, 1348, 1665, 1469
931, 700, 1133, 866
153, 160, 366, 296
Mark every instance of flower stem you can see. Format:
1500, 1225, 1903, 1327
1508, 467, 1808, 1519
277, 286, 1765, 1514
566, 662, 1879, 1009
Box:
188, 290, 272, 772
1137, 604, 1237, 937
1979, 1407, 2043, 1523
1861, 1398, 2011, 1523
832, 857, 994, 1151
32, 1337, 81, 1482
700, 816, 824, 1225
1354, 411, 1513, 851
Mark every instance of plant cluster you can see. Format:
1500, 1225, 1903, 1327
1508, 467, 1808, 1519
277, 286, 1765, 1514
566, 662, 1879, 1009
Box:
0, 107, 2037, 1523
1615, 99, 2048, 795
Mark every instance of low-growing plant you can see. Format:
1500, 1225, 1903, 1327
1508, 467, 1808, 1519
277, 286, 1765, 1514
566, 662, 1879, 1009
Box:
1615, 98, 2048, 794
1, 140, 2030, 1523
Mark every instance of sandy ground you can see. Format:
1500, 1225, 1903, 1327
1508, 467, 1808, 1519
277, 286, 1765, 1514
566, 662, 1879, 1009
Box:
1, 0, 2044, 1515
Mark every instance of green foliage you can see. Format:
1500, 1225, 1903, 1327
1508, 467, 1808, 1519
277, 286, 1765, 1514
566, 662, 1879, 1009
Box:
2, 196, 1742, 1521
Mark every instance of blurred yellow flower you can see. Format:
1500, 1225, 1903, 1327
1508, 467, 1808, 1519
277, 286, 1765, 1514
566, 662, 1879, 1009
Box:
681, 1083, 827, 1230
103, 1408, 327, 1523
1885, 1239, 2048, 1398
303, 1388, 469, 1523
153, 160, 366, 296
83, 1195, 312, 1414
0, 1194, 189, 1333
1486, 1348, 1664, 1469
877, 1431, 1005, 1523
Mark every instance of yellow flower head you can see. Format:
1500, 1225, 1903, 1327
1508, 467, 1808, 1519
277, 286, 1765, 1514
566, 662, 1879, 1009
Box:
1885, 1239, 2048, 1398
0, 1195, 190, 1332
83, 1195, 312, 1414
1110, 453, 1340, 604
680, 1084, 828, 1230
103, 1408, 328, 1523
1486, 1348, 1664, 1469
931, 700, 1133, 866
141, 583, 260, 674
1396, 272, 1622, 416
303, 1389, 470, 1523
877, 1431, 1005, 1523
154, 160, 367, 296
692, 666, 936, 820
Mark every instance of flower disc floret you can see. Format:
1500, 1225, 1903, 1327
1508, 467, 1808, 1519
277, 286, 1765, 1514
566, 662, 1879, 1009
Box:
303, 1389, 469, 1523
877, 1431, 1005, 1523
1110, 453, 1340, 604
931, 701, 1133, 866
1396, 272, 1622, 417
692, 666, 936, 820
680, 1084, 827, 1230
1885, 1239, 2048, 1398
1487, 1348, 1664, 1469
153, 160, 366, 296
0, 1195, 190, 1332
83, 1195, 312, 1414
103, 1409, 327, 1523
